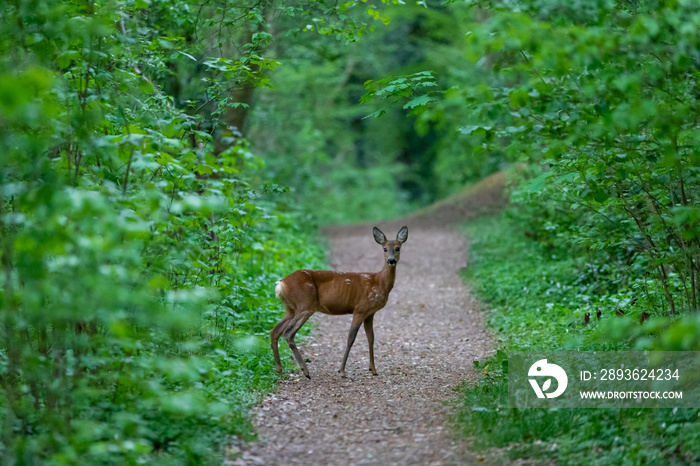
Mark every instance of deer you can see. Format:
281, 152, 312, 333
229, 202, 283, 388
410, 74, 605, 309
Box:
271, 226, 408, 379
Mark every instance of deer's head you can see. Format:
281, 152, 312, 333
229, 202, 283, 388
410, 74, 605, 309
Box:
373, 226, 408, 267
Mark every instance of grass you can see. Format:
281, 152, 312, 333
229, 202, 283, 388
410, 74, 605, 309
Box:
456, 214, 700, 465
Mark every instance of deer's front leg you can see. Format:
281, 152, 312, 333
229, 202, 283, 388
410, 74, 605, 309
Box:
363, 314, 377, 375
339, 313, 364, 378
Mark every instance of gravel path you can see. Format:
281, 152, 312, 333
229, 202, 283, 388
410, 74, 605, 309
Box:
230, 223, 494, 465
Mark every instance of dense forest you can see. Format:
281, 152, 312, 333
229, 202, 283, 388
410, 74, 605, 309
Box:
2, 0, 699, 463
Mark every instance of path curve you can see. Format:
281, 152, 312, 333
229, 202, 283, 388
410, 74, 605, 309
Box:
231, 223, 494, 465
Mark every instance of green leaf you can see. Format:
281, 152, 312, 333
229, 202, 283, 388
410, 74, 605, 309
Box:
139, 79, 154, 94
403, 95, 432, 109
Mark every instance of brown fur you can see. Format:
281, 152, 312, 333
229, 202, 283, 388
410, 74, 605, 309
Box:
271, 226, 408, 379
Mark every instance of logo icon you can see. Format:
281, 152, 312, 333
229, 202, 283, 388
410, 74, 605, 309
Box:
528, 359, 568, 399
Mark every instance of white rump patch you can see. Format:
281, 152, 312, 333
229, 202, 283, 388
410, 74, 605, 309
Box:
275, 281, 284, 298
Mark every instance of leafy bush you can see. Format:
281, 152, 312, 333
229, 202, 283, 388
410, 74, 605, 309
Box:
458, 215, 700, 464
460, 0, 700, 315
0, 0, 329, 463
368, 0, 700, 318
446, 2, 700, 458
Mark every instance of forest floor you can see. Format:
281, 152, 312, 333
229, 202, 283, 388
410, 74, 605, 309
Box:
229, 173, 507, 465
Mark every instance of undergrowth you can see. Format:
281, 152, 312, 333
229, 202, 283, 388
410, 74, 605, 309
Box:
457, 214, 700, 465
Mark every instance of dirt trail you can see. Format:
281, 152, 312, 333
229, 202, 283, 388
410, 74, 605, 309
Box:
230, 173, 506, 465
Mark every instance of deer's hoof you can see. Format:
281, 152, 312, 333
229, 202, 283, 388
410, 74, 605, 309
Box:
305, 373, 311, 380
340, 373, 348, 379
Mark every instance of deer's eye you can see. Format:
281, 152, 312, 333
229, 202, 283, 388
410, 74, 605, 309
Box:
395, 247, 400, 251
383, 248, 388, 252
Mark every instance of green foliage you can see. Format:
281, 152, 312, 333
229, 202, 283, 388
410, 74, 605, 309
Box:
250, 0, 489, 220
458, 215, 700, 464
362, 71, 438, 118
447, 0, 700, 316
0, 0, 329, 463
356, 0, 700, 321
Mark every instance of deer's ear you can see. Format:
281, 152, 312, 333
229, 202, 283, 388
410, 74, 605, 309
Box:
373, 227, 386, 244
396, 226, 408, 243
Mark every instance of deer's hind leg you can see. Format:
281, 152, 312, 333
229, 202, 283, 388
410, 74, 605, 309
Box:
282, 310, 314, 379
271, 308, 293, 374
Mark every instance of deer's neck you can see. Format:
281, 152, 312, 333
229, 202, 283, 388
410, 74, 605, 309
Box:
377, 263, 397, 293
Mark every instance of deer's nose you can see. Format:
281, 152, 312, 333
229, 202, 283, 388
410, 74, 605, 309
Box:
387, 258, 397, 265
